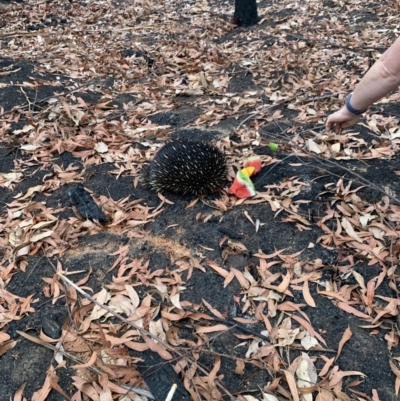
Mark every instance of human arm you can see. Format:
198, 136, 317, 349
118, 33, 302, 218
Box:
326, 37, 400, 132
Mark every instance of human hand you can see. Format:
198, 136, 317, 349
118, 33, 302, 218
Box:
326, 106, 361, 133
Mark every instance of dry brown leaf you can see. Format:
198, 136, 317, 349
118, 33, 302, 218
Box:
31, 373, 52, 401
142, 335, 172, 360
352, 271, 367, 294
30, 230, 54, 243
337, 302, 370, 320
319, 356, 335, 377
291, 315, 327, 346
306, 139, 322, 154
0, 333, 10, 342
72, 377, 101, 401
170, 293, 183, 310
366, 280, 375, 306
71, 351, 97, 369
390, 360, 400, 395
195, 324, 229, 334
235, 359, 245, 375
302, 280, 316, 308
262, 393, 279, 401
283, 369, 300, 401
315, 389, 334, 401
90, 289, 111, 320
208, 354, 221, 385
206, 260, 229, 278
276, 270, 291, 293
0, 339, 17, 357
202, 298, 224, 318
231, 267, 250, 289
341, 218, 363, 243
335, 326, 352, 361
301, 332, 318, 350
12, 383, 27, 401
277, 327, 300, 347
329, 369, 366, 387
16, 185, 42, 200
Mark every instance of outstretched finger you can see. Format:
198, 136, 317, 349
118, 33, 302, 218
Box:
334, 122, 343, 134
326, 117, 339, 132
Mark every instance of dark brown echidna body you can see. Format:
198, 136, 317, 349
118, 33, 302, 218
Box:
144, 141, 227, 196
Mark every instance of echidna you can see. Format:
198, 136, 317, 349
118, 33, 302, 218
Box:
142, 140, 227, 196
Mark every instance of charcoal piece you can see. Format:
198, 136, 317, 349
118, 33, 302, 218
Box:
68, 183, 109, 224
234, 0, 258, 27
137, 350, 191, 401
42, 317, 61, 339
218, 227, 243, 240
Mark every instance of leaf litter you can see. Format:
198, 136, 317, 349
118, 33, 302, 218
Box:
1, 0, 400, 400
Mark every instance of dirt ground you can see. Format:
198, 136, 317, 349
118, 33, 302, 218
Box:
1, 0, 400, 400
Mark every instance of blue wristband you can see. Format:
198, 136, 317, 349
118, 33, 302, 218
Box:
345, 93, 367, 115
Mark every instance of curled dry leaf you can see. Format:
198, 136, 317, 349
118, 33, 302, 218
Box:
94, 141, 109, 153
390, 360, 400, 395
352, 271, 366, 294
20, 144, 42, 151
336, 302, 370, 320
243, 396, 259, 401
0, 332, 10, 342
262, 393, 279, 401
283, 369, 300, 401
246, 339, 262, 358
170, 293, 183, 310
12, 382, 27, 401
301, 332, 319, 350
328, 369, 366, 388
195, 324, 229, 334
71, 351, 97, 369
302, 280, 316, 308
277, 327, 300, 347
90, 289, 111, 320
235, 359, 245, 375
341, 218, 363, 243
16, 185, 42, 200
0, 172, 23, 187
108, 294, 138, 317
306, 139, 322, 154
149, 319, 166, 341
0, 339, 17, 357
336, 326, 352, 362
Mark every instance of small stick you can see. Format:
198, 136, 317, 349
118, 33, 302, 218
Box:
165, 384, 177, 401
19, 87, 33, 114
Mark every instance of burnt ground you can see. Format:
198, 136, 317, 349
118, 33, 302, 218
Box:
1, 0, 400, 400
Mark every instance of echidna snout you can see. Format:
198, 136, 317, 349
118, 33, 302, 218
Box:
143, 141, 227, 196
